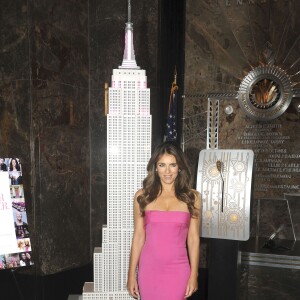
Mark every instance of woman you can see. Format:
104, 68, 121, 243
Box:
25, 252, 34, 266
0, 256, 5, 269
19, 253, 27, 267
9, 158, 22, 185
17, 239, 25, 252
0, 158, 7, 171
24, 239, 31, 252
127, 142, 201, 299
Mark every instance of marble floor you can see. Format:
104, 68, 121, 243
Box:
1, 256, 300, 299
239, 265, 300, 300
239, 238, 300, 300
68, 296, 82, 300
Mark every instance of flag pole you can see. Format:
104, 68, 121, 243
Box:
172, 67, 185, 152
181, 93, 185, 152
164, 67, 179, 142
173, 67, 177, 85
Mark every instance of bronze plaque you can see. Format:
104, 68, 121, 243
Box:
218, 99, 300, 199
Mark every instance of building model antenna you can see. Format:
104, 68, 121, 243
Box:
119, 0, 139, 69
128, 0, 131, 23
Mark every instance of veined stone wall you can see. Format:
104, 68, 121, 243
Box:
184, 0, 300, 263
0, 0, 158, 275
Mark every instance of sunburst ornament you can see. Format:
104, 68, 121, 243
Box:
228, 213, 239, 224
203, 161, 222, 182
231, 160, 246, 175
238, 65, 293, 121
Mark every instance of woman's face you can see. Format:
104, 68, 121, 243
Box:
26, 253, 31, 260
156, 154, 179, 186
11, 159, 16, 168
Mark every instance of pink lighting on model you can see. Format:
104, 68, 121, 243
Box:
119, 23, 139, 69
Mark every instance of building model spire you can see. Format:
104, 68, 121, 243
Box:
119, 0, 140, 69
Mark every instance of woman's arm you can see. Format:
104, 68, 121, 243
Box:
127, 189, 146, 299
185, 191, 201, 298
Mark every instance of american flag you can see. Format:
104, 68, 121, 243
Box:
164, 82, 178, 142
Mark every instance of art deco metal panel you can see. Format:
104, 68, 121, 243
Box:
197, 149, 254, 241
207, 99, 219, 150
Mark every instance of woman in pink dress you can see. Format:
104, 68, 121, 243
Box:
127, 142, 201, 299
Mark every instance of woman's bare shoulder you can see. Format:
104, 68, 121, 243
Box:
191, 189, 201, 206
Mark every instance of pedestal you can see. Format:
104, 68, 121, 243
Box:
207, 239, 239, 300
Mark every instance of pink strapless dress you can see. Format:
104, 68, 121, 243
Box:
138, 210, 191, 300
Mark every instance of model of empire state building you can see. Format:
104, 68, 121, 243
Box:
82, 2, 151, 300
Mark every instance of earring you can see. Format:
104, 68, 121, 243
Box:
179, 169, 181, 173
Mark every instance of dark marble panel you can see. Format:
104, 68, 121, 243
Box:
217, 3, 259, 68
89, 86, 107, 248
268, 0, 300, 67
88, 0, 128, 249
29, 0, 90, 274
258, 199, 295, 240
31, 83, 90, 274
35, 126, 90, 274
0, 0, 31, 157
30, 0, 89, 88
0, 1, 30, 83
182, 95, 207, 183
186, 0, 249, 83
236, 2, 271, 66
0, 0, 33, 267
285, 194, 300, 240
0, 82, 31, 158
239, 264, 300, 300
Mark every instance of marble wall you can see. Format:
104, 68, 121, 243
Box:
184, 0, 300, 172
0, 0, 159, 275
184, 0, 300, 265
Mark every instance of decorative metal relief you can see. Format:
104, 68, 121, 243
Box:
206, 98, 219, 150
197, 149, 254, 241
238, 65, 293, 121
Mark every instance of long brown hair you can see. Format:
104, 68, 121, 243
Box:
137, 142, 198, 217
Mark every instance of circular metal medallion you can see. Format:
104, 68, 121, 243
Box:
238, 66, 293, 121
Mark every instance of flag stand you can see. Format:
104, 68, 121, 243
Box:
164, 68, 179, 142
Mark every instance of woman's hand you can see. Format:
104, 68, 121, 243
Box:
127, 275, 140, 299
184, 274, 198, 298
